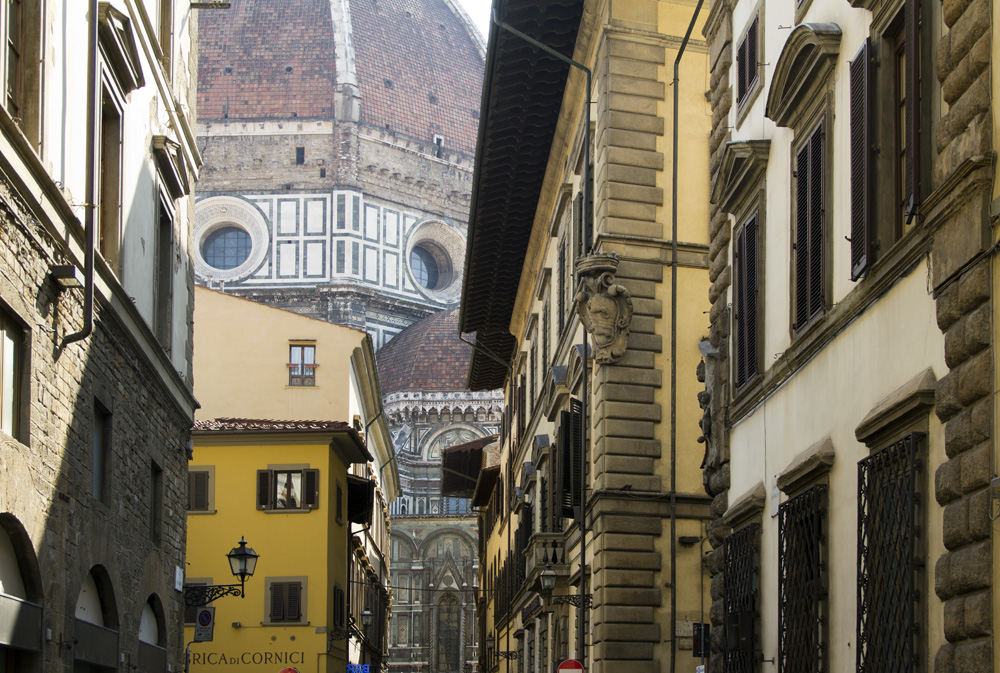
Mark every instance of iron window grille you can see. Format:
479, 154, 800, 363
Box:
778, 484, 827, 673
724, 522, 761, 673
857, 433, 923, 673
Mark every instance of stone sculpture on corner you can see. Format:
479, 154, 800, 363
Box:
574, 251, 633, 364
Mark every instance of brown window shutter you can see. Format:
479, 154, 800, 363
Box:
287, 582, 302, 621
569, 398, 583, 521
807, 126, 825, 318
271, 582, 285, 621
850, 39, 873, 281
304, 469, 319, 509
794, 143, 810, 328
734, 214, 759, 390
573, 192, 584, 258
904, 0, 921, 222
190, 471, 210, 511
257, 470, 272, 510
746, 16, 759, 95
737, 33, 747, 104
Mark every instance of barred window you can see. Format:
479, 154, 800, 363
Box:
724, 522, 760, 673
778, 485, 827, 672
857, 433, 923, 672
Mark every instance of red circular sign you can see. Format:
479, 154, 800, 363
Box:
278, 669, 299, 673
557, 660, 584, 673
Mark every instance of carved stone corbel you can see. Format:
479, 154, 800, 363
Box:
574, 252, 633, 364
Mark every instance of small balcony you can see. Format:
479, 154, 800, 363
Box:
523, 532, 569, 591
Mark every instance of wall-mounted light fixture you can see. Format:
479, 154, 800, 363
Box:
51, 265, 84, 289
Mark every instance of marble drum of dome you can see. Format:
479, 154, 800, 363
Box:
404, 219, 465, 304
194, 196, 270, 282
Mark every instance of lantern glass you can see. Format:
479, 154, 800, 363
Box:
540, 563, 556, 595
226, 537, 259, 580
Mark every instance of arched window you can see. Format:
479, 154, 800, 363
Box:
436, 593, 461, 672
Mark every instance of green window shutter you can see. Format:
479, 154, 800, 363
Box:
257, 470, 272, 510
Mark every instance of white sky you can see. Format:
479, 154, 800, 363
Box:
455, 0, 492, 40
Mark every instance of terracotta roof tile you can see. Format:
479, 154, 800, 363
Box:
376, 308, 472, 394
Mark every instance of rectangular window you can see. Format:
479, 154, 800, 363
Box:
257, 468, 319, 510
332, 584, 346, 629
557, 398, 583, 521
158, 0, 173, 76
99, 88, 123, 273
149, 461, 163, 544
777, 485, 826, 672
5, 0, 23, 119
336, 481, 343, 524
154, 196, 174, 351
295, 147, 305, 164
736, 15, 760, 110
93, 401, 111, 500
733, 212, 760, 391
336, 240, 345, 273
857, 433, 923, 672
188, 467, 214, 512
557, 239, 566, 334
352, 196, 360, 231
0, 308, 22, 438
724, 523, 760, 673
793, 120, 825, 330
288, 344, 316, 386
268, 580, 304, 623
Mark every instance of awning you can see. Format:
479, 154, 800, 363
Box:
441, 434, 499, 498
472, 466, 501, 508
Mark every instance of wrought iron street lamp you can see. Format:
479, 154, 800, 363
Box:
538, 563, 592, 610
184, 537, 260, 607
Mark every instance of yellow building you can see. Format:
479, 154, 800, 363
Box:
187, 288, 398, 672
448, 0, 714, 672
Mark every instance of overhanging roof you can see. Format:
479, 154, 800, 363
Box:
472, 466, 501, 508
191, 417, 373, 464
441, 434, 500, 498
460, 0, 585, 391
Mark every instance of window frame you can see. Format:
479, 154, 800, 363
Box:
287, 343, 317, 387
0, 305, 25, 440
92, 399, 112, 502
790, 109, 832, 336
734, 8, 763, 125
257, 465, 319, 512
153, 191, 175, 352
97, 78, 124, 276
264, 577, 308, 625
723, 521, 761, 672
733, 206, 763, 393
2, 0, 41, 146
187, 465, 216, 514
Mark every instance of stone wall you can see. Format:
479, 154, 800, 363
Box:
0, 170, 191, 671
930, 0, 995, 661
699, 0, 734, 669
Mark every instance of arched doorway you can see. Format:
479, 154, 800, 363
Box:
0, 514, 43, 672
436, 592, 461, 672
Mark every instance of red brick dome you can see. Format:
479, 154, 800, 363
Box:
377, 308, 471, 394
197, 0, 484, 154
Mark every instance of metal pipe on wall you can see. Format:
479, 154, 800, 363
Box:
64, 0, 98, 347
670, 1, 706, 670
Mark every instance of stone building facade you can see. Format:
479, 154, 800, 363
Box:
194, 0, 485, 348
700, 0, 997, 666
378, 308, 503, 673
0, 1, 199, 671
453, 1, 715, 673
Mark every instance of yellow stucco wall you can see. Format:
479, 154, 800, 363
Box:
193, 286, 368, 422
184, 434, 354, 672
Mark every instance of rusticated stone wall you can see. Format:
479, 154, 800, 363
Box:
699, 0, 734, 670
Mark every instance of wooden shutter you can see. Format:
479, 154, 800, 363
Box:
794, 123, 825, 328
573, 192, 584, 258
555, 417, 568, 520
189, 470, 210, 511
270, 582, 285, 621
584, 166, 594, 255
794, 143, 810, 328
286, 582, 302, 621
745, 16, 759, 97
850, 40, 873, 280
303, 469, 319, 509
737, 32, 748, 104
257, 470, 272, 510
569, 397, 583, 521
734, 214, 759, 390
904, 0, 921, 222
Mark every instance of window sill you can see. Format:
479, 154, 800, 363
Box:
187, 509, 218, 516
260, 620, 311, 627
285, 385, 319, 390
261, 508, 314, 514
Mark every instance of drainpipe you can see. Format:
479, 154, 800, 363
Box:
488, 12, 593, 662
64, 0, 98, 346
670, 1, 705, 671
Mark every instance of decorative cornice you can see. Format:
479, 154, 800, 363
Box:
855, 368, 937, 447
776, 436, 834, 494
765, 23, 842, 127
710, 140, 771, 213
98, 3, 146, 94
722, 481, 766, 528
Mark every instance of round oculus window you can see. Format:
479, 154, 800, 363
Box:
203, 226, 252, 270
410, 245, 440, 290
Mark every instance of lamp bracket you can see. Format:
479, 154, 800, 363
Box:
184, 583, 244, 607
498, 651, 519, 660
550, 594, 593, 609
